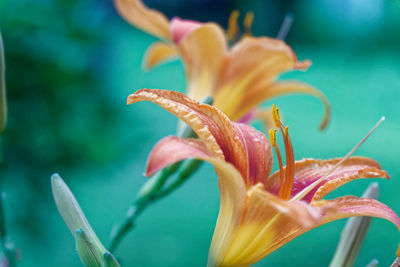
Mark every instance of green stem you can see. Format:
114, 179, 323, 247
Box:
109, 97, 213, 253
156, 160, 202, 198
108, 159, 202, 253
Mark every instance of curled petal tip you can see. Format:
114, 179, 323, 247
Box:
294, 59, 312, 70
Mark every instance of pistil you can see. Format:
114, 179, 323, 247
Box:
291, 116, 386, 202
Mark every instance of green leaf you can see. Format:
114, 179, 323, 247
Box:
51, 174, 107, 266
102, 252, 121, 267
75, 228, 103, 267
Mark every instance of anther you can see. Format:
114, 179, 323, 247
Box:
243, 12, 254, 36
227, 10, 240, 42
271, 104, 281, 127
284, 126, 289, 137
290, 116, 386, 202
268, 129, 277, 146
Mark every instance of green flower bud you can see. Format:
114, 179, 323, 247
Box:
52, 174, 120, 267
75, 228, 103, 267
102, 252, 121, 267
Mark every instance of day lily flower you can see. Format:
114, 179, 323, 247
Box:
127, 89, 400, 267
115, 0, 330, 129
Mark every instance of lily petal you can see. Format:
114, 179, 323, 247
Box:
213, 186, 332, 267
238, 81, 331, 130
127, 89, 248, 179
145, 136, 212, 176
170, 18, 202, 44
233, 123, 273, 185
213, 37, 310, 121
229, 195, 400, 266
143, 133, 249, 267
114, 0, 171, 40
312, 196, 400, 232
265, 157, 389, 202
143, 42, 178, 69
176, 23, 227, 101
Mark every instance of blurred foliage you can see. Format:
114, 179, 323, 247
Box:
0, 0, 123, 254
0, 0, 118, 169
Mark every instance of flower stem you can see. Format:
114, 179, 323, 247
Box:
156, 159, 202, 198
108, 159, 202, 253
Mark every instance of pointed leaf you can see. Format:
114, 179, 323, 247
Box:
51, 174, 106, 254
75, 228, 103, 267
102, 251, 121, 267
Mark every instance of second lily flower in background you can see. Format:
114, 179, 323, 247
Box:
128, 89, 400, 267
115, 0, 330, 129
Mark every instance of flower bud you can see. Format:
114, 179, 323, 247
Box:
102, 252, 121, 267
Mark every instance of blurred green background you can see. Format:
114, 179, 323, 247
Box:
0, 0, 400, 266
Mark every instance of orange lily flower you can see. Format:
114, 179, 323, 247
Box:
127, 89, 400, 267
115, 0, 330, 129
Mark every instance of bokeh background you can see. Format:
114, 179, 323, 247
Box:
0, 0, 400, 266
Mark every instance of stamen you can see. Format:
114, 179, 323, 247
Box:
291, 116, 386, 202
227, 10, 240, 42
270, 105, 296, 199
271, 104, 281, 127
243, 11, 254, 37
281, 127, 295, 199
268, 128, 277, 147
276, 13, 294, 41
269, 129, 285, 198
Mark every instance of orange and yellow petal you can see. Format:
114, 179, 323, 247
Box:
208, 158, 247, 267
236, 81, 330, 130
211, 186, 330, 267
114, 0, 171, 40
143, 42, 178, 69
265, 157, 388, 202
213, 37, 309, 121
312, 196, 400, 247
127, 89, 248, 179
176, 23, 227, 101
